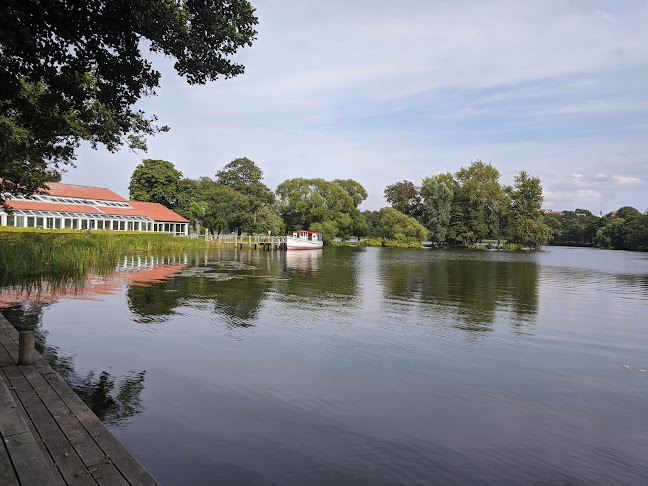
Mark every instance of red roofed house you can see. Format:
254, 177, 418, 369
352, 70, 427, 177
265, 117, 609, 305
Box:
0, 182, 189, 235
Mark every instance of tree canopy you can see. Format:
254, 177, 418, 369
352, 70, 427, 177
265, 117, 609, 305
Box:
384, 180, 422, 218
276, 178, 368, 241
128, 159, 183, 209
0, 0, 258, 205
379, 208, 428, 242
379, 161, 558, 248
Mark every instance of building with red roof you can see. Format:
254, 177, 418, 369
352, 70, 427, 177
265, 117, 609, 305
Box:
0, 182, 189, 235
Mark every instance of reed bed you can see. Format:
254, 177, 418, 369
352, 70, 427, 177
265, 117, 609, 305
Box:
0, 228, 219, 287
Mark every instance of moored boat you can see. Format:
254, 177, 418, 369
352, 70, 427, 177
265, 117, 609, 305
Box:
286, 230, 323, 250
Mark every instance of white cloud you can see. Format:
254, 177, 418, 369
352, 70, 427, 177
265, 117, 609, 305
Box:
612, 175, 644, 186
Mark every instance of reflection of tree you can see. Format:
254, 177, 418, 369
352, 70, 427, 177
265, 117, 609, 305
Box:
127, 282, 183, 323
276, 246, 359, 305
4, 303, 147, 428
126, 264, 271, 327
378, 250, 539, 334
69, 370, 146, 426
2, 303, 47, 331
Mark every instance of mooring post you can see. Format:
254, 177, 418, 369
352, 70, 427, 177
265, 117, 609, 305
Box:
18, 330, 35, 365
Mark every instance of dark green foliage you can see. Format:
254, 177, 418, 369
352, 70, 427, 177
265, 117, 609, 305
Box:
420, 176, 453, 242
276, 178, 367, 241
384, 180, 422, 218
203, 184, 250, 234
128, 159, 183, 209
216, 157, 276, 234
545, 206, 648, 251
363, 210, 382, 238
378, 207, 428, 242
507, 171, 552, 248
0, 0, 258, 205
616, 206, 641, 219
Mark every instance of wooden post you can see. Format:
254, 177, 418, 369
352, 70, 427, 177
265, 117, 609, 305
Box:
18, 331, 35, 365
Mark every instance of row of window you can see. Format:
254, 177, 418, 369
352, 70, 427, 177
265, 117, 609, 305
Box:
10, 209, 151, 222
4, 194, 132, 208
1, 215, 186, 234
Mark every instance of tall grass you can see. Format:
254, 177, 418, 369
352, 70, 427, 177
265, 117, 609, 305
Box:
0, 228, 222, 287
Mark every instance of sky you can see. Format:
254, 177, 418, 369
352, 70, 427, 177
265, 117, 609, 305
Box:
67, 0, 648, 214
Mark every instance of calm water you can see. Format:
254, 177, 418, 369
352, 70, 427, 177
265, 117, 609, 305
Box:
2, 246, 647, 485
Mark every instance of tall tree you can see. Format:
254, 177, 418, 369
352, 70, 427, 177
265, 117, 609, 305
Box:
420, 176, 453, 243
507, 171, 552, 248
216, 157, 275, 232
202, 184, 249, 235
334, 179, 368, 207
384, 180, 422, 218
128, 159, 183, 209
451, 161, 508, 244
0, 0, 258, 205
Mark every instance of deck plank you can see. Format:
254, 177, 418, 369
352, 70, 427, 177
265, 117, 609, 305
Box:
21, 366, 107, 467
46, 372, 159, 486
0, 367, 66, 486
0, 440, 20, 486
2, 368, 97, 485
4, 431, 61, 486
0, 372, 30, 437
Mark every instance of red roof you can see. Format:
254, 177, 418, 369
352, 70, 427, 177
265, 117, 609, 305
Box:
128, 201, 189, 223
5, 198, 188, 223
43, 182, 127, 201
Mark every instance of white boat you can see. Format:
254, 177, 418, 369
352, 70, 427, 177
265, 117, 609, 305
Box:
286, 230, 323, 250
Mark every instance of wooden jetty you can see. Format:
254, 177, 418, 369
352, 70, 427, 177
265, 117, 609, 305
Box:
189, 233, 287, 250
0, 315, 158, 486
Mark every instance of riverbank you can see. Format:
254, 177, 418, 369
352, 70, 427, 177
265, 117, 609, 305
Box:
0, 228, 220, 285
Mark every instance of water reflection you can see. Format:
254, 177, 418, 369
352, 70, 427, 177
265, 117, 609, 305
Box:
377, 249, 539, 334
276, 247, 359, 309
3, 304, 146, 428
285, 250, 322, 272
1, 247, 647, 485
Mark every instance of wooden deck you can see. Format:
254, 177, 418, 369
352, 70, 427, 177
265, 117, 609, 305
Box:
0, 315, 159, 486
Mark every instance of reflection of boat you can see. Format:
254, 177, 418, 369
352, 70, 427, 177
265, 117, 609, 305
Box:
286, 230, 323, 250
285, 248, 322, 271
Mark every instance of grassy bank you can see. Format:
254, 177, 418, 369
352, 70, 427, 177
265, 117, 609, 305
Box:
0, 228, 222, 285
355, 237, 424, 248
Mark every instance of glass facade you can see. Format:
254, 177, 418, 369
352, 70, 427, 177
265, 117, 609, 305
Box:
0, 209, 187, 235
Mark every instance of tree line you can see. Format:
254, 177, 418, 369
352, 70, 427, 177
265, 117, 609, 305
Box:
129, 157, 646, 250
543, 207, 648, 251
374, 160, 552, 248
128, 158, 546, 247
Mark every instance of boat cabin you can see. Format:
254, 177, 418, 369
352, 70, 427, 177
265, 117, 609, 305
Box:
291, 230, 323, 242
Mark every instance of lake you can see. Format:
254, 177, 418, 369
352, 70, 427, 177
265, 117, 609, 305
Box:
2, 246, 647, 485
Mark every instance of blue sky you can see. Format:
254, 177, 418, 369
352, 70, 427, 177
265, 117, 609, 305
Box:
68, 0, 648, 214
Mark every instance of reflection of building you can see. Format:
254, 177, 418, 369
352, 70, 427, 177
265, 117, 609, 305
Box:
0, 182, 189, 235
0, 257, 188, 310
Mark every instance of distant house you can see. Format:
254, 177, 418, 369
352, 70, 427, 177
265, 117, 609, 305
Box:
0, 182, 189, 235
538, 209, 564, 216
